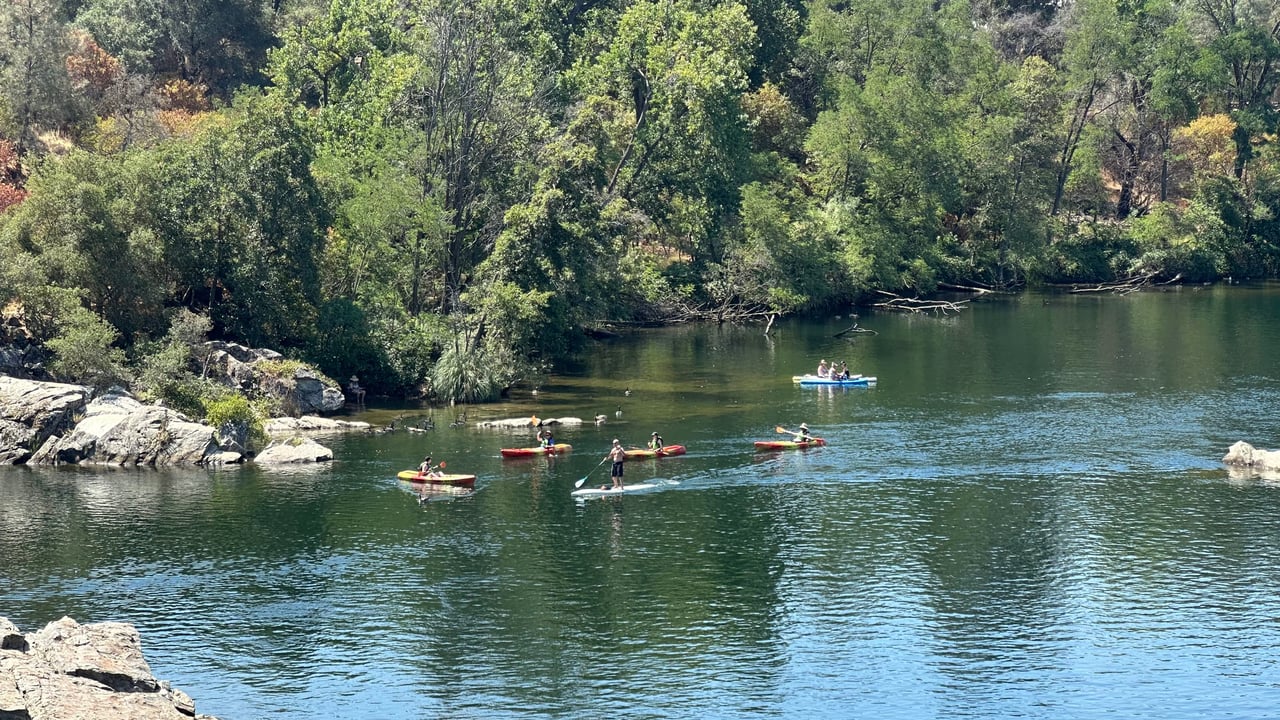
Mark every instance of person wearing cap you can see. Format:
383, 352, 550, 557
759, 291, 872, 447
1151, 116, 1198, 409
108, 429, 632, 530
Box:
794, 423, 813, 442
648, 431, 664, 450
604, 438, 627, 490
816, 359, 829, 378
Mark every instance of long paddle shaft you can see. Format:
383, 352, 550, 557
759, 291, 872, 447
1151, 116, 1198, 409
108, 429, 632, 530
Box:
775, 425, 808, 441
575, 456, 609, 488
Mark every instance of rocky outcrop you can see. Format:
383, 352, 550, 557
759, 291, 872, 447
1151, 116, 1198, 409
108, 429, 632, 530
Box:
0, 377, 92, 465
0, 342, 46, 380
263, 416, 371, 435
0, 616, 219, 720
30, 389, 225, 466
254, 437, 333, 464
200, 341, 282, 391
200, 342, 343, 416
1223, 441, 1280, 470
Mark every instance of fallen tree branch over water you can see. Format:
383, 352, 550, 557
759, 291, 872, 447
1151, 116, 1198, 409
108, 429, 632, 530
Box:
873, 291, 970, 314
834, 321, 877, 337
1065, 272, 1182, 295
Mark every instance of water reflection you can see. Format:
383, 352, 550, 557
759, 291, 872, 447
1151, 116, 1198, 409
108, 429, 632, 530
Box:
6, 288, 1280, 719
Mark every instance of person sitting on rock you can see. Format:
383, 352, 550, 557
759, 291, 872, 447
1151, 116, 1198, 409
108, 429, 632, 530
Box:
347, 375, 366, 403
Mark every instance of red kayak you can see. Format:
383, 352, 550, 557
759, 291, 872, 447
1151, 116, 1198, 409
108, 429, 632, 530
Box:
396, 470, 477, 487
499, 443, 573, 458
623, 444, 687, 459
753, 438, 826, 450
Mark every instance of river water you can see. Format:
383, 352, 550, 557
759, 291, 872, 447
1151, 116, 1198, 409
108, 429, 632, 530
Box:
4, 286, 1280, 719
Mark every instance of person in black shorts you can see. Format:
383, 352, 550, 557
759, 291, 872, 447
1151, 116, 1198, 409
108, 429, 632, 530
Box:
605, 438, 627, 490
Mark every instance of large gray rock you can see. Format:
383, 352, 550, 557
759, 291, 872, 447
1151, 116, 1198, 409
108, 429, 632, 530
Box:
0, 342, 45, 379
30, 389, 218, 466
0, 616, 218, 720
0, 376, 92, 464
0, 618, 24, 651
257, 367, 344, 416
199, 342, 344, 416
255, 437, 333, 464
199, 341, 282, 391
263, 416, 371, 435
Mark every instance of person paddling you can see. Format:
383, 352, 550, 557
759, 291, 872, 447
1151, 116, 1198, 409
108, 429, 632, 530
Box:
603, 438, 627, 490
418, 455, 441, 479
648, 431, 664, 450
793, 423, 813, 442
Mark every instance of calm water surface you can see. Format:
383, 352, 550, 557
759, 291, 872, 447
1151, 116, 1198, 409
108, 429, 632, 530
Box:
4, 286, 1280, 719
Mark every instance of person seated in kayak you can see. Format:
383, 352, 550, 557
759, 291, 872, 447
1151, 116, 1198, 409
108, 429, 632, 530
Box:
794, 423, 813, 442
816, 359, 829, 378
649, 431, 664, 450
541, 428, 555, 449
418, 455, 440, 478
838, 361, 850, 379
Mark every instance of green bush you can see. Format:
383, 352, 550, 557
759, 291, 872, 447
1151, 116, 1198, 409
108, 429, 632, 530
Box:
203, 393, 267, 449
45, 308, 131, 390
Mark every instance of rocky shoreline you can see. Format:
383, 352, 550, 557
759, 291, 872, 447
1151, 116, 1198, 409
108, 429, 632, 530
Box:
0, 616, 218, 720
0, 375, 370, 468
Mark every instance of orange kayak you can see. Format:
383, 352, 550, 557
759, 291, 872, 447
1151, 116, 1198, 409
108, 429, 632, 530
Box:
499, 443, 572, 458
622, 444, 687, 459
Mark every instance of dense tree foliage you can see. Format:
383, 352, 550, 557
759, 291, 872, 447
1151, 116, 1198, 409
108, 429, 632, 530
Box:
0, 0, 1278, 403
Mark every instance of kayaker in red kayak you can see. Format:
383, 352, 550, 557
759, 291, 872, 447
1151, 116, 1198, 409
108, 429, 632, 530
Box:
794, 423, 813, 442
648, 432, 664, 450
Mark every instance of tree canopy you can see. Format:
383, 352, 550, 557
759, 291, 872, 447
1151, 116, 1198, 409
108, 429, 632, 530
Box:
1, 0, 1279, 402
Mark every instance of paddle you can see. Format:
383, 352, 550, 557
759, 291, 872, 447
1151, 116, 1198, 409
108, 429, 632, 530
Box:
775, 425, 811, 442
575, 456, 609, 488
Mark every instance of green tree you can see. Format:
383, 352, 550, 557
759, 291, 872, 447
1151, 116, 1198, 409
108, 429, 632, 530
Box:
0, 0, 80, 154
150, 93, 329, 348
0, 149, 169, 339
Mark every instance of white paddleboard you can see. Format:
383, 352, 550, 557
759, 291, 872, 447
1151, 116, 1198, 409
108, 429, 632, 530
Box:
571, 482, 661, 497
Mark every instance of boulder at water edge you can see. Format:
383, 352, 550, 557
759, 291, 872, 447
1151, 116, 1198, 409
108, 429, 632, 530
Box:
263, 416, 371, 435
0, 376, 91, 464
0, 616, 219, 720
30, 388, 225, 466
255, 437, 333, 464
